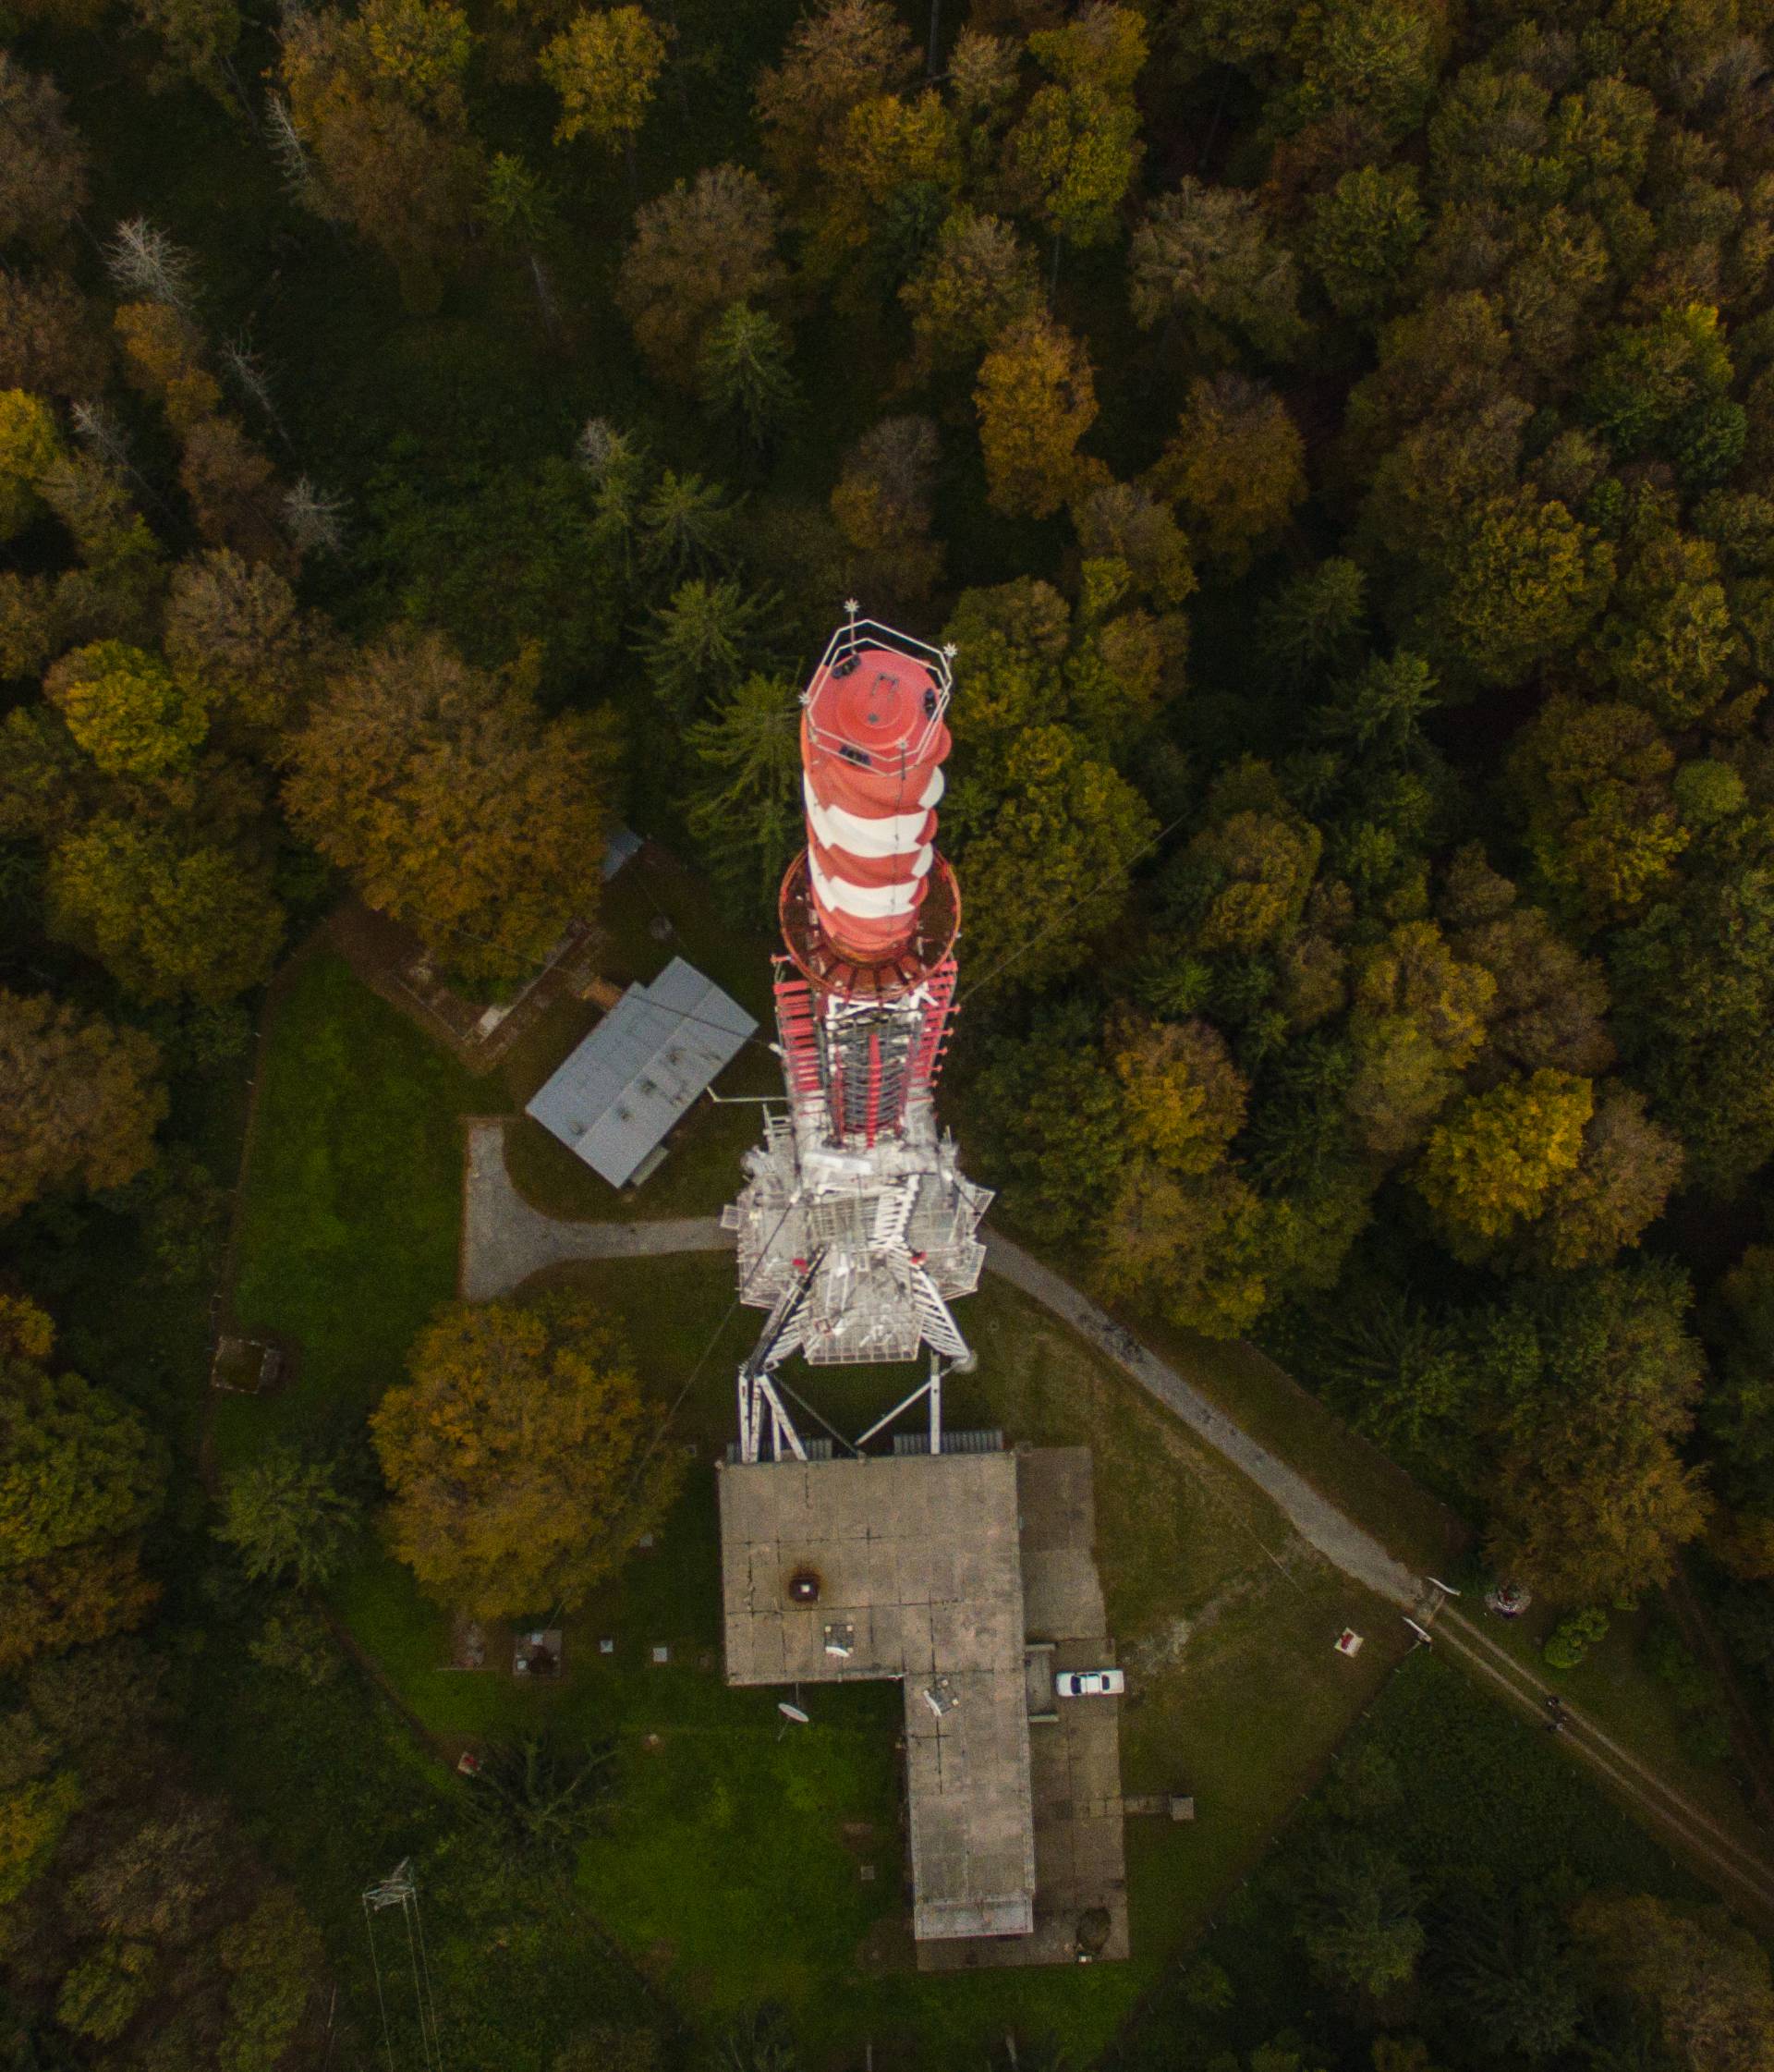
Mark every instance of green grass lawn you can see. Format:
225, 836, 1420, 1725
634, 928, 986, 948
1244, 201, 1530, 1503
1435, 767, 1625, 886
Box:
221, 939, 1761, 2066
222, 947, 496, 1468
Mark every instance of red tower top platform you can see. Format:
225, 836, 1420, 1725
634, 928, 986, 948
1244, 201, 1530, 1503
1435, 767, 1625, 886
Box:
781, 615, 959, 1002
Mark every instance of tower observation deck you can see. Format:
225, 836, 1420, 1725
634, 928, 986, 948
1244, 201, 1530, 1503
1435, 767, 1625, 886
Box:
722, 608, 991, 1462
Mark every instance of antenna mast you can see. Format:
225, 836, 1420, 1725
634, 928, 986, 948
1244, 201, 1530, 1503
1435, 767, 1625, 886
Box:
723, 607, 990, 1460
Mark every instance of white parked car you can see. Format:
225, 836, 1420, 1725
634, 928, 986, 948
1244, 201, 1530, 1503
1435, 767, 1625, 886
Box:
1054, 1668, 1125, 1698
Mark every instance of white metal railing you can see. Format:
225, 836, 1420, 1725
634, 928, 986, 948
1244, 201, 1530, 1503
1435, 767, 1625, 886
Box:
800, 605, 956, 766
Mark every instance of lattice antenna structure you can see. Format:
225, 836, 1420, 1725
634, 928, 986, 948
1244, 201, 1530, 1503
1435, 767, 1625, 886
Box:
362, 1859, 445, 2072
723, 607, 990, 1462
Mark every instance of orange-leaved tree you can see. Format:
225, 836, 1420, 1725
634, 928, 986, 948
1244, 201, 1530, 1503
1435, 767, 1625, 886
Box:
284, 628, 615, 989
974, 316, 1100, 520
0, 989, 164, 1221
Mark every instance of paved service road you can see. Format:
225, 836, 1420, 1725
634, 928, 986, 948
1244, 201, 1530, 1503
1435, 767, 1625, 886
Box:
983, 1233, 1421, 1609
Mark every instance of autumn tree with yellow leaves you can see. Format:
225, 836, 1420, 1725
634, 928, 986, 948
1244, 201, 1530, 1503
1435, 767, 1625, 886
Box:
0, 993, 164, 1222
753, 0, 917, 207
1413, 1069, 1595, 1258
46, 818, 285, 1005
974, 317, 1099, 519
898, 209, 1043, 377
1345, 920, 1496, 1160
1149, 374, 1307, 578
1001, 2, 1147, 274
0, 388, 62, 540
284, 628, 616, 989
43, 640, 206, 778
1507, 695, 1689, 928
1484, 1264, 1710, 1603
371, 1293, 682, 1619
0, 56, 89, 254
0, 1302, 164, 1674
540, 6, 670, 172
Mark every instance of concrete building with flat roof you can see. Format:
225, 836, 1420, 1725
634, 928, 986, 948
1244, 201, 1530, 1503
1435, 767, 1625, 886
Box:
524, 957, 755, 1189
718, 1446, 1129, 1957
720, 1449, 1036, 1942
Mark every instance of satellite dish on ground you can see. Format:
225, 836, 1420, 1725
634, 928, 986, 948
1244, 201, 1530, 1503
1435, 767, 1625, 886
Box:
778, 1701, 810, 1725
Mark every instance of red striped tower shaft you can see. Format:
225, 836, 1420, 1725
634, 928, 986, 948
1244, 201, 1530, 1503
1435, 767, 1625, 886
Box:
777, 624, 962, 1142
800, 644, 949, 963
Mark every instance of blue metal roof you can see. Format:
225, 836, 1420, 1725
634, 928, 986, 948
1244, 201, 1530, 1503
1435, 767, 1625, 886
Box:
524, 957, 757, 1188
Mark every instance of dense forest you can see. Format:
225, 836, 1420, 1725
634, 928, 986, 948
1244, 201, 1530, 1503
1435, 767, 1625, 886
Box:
11, 0, 1774, 2059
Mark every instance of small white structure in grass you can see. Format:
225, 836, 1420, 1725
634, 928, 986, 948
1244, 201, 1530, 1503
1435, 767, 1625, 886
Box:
1335, 1628, 1365, 1657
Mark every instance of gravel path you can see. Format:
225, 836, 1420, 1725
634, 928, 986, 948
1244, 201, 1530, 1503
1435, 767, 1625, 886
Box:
459, 1121, 731, 1300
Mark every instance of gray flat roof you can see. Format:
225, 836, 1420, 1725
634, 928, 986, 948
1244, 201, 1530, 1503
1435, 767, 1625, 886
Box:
525, 957, 756, 1188
718, 1452, 1036, 1942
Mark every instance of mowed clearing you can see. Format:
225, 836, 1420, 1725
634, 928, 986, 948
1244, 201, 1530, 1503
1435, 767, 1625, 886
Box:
222, 948, 1403, 2064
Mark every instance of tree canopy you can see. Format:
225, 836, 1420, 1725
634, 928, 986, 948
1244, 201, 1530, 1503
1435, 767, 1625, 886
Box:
0, 1313, 164, 1674
371, 1293, 682, 1619
10, 0, 1774, 2047
285, 628, 615, 985
0, 991, 164, 1220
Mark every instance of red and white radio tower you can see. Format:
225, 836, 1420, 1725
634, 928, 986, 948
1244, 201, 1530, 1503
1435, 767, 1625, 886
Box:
723, 606, 990, 1463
